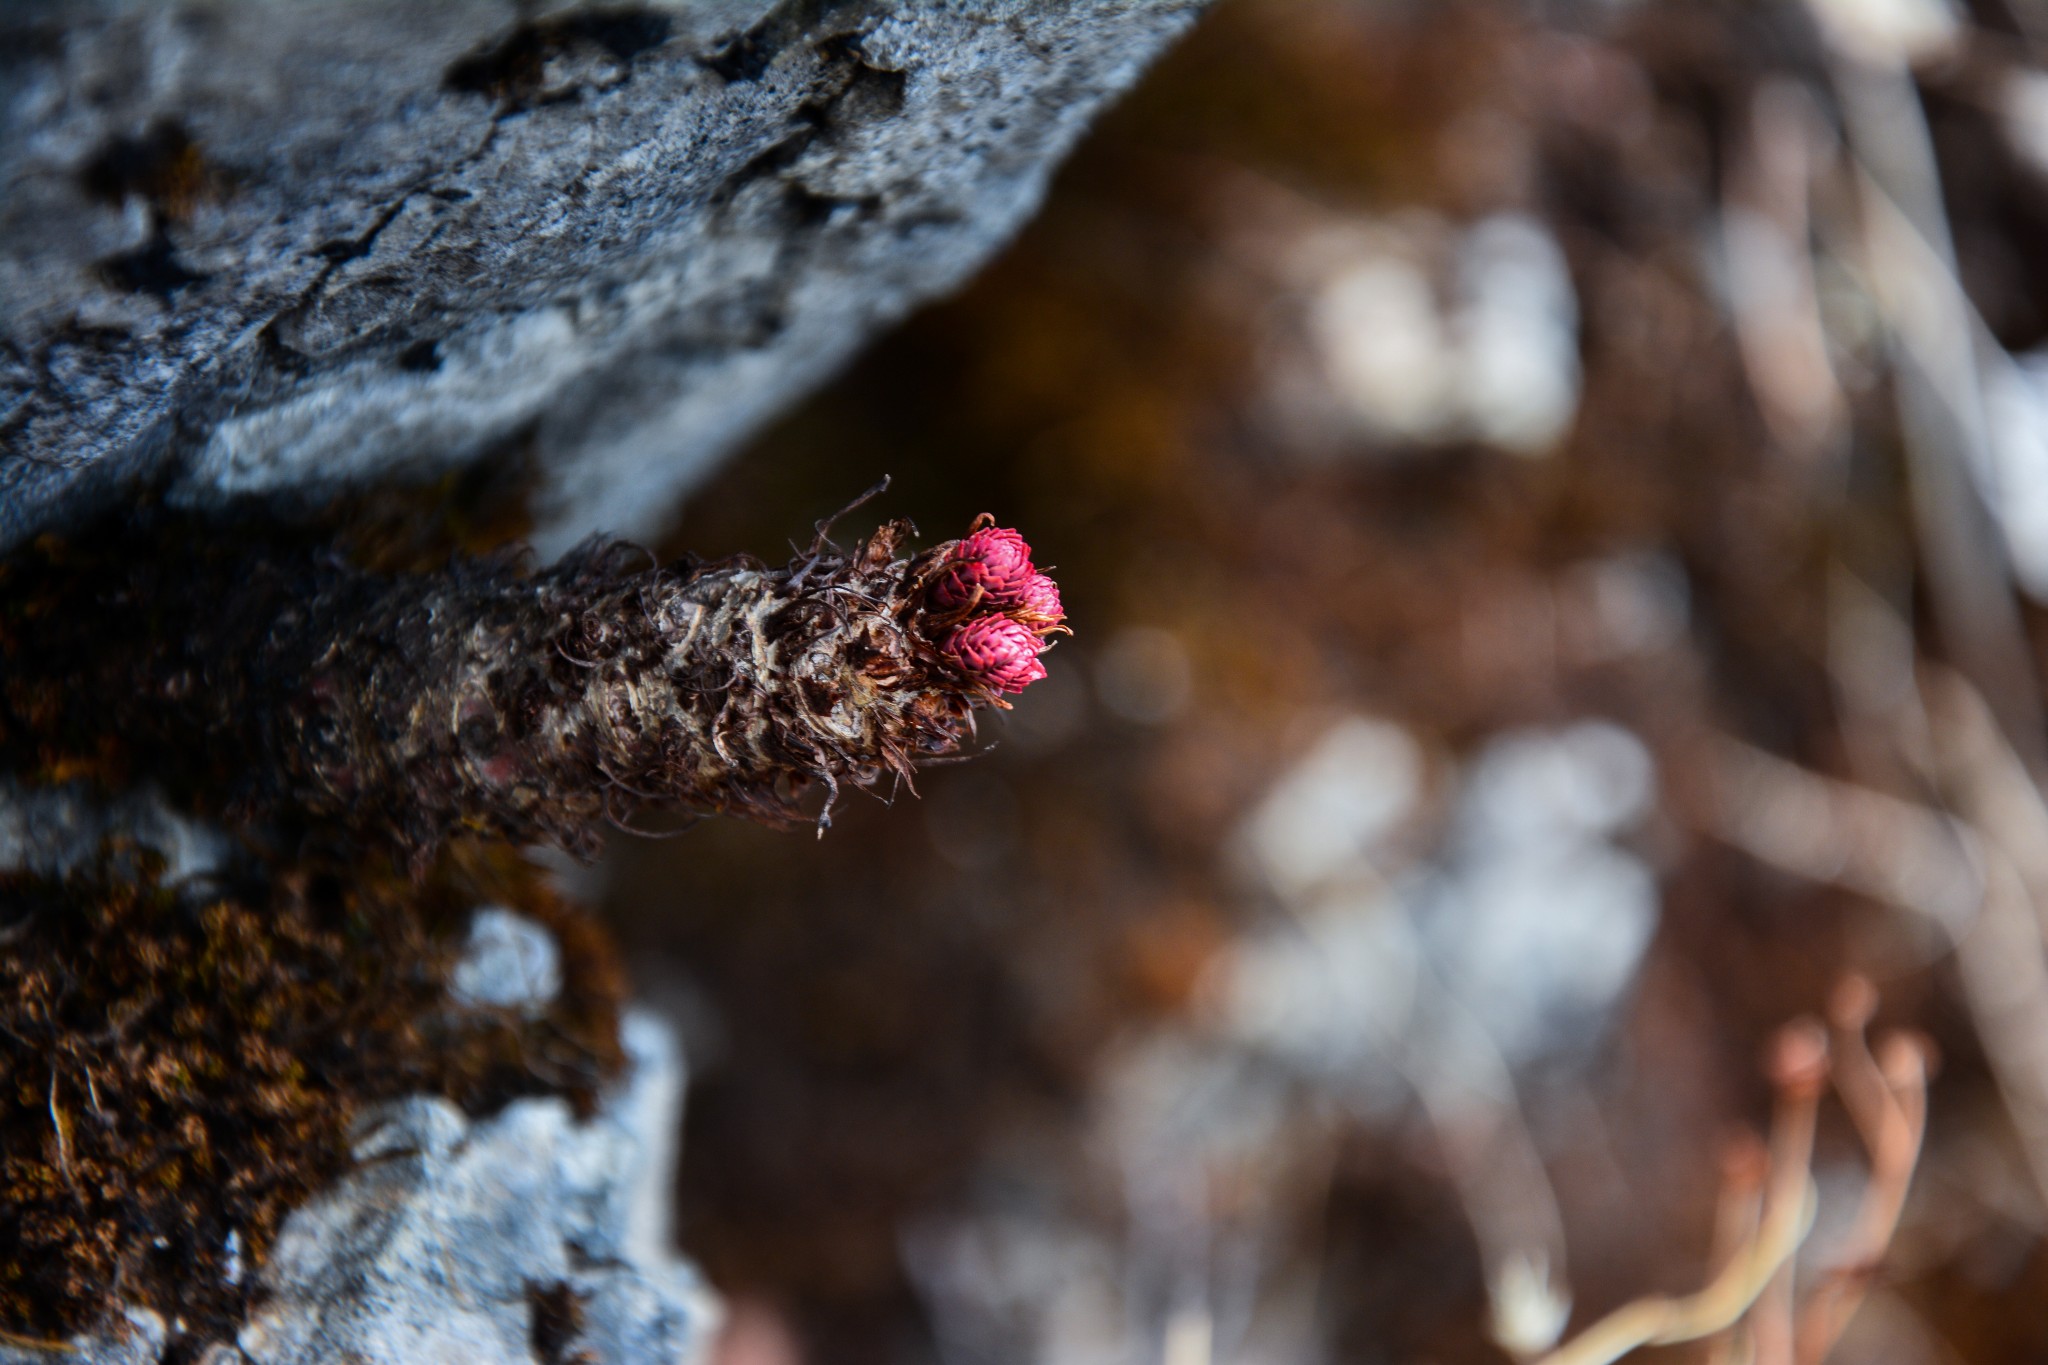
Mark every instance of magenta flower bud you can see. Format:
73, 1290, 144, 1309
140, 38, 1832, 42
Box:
943, 615, 1049, 694
959, 525, 1033, 580
1013, 572, 1064, 627
930, 525, 1036, 609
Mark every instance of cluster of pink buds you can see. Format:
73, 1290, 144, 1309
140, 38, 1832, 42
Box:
931, 520, 1067, 695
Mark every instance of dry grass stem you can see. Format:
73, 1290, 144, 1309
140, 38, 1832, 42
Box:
1702, 1137, 1771, 1365
1795, 983, 1933, 1365
1533, 1026, 1824, 1365
1534, 990, 1935, 1365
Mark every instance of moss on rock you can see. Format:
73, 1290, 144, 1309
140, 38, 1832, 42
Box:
0, 842, 624, 1347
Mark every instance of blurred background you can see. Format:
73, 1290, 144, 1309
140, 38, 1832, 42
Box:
592, 1, 2048, 1361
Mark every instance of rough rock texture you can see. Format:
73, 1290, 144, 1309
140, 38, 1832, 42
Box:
0, 777, 227, 882
453, 906, 567, 1013
0, 0, 1205, 555
0, 1010, 708, 1365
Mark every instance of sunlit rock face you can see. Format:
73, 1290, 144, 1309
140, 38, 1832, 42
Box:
233, 1013, 704, 1365
0, 0, 1206, 555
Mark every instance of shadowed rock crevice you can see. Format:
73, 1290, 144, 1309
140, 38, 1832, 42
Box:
445, 7, 678, 110
698, 0, 864, 84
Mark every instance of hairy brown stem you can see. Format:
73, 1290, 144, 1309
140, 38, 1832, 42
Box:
1, 517, 994, 863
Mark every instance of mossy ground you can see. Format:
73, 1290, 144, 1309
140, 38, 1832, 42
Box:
0, 841, 625, 1349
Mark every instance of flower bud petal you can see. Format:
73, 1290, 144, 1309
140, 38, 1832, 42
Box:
933, 525, 1036, 608
942, 615, 1049, 694
1014, 572, 1064, 627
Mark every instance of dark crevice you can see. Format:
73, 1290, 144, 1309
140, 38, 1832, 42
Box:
79, 119, 223, 221
394, 339, 442, 373
314, 195, 413, 268
82, 120, 226, 301
527, 1280, 589, 1365
813, 32, 907, 125
783, 183, 879, 228
564, 1238, 631, 1273
94, 229, 209, 300
710, 129, 820, 210
565, 10, 674, 62
247, 119, 500, 394
254, 315, 312, 373
703, 27, 908, 223
697, 0, 865, 84
446, 7, 675, 109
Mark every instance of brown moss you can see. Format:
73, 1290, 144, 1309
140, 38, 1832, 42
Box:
526, 1279, 592, 1365
0, 841, 625, 1348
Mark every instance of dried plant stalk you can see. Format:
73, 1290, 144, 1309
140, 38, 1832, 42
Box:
1533, 1023, 1827, 1365
1, 508, 1057, 864
1795, 981, 1932, 1365
1534, 989, 1933, 1365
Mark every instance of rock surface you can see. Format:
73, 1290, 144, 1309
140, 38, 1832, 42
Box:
0, 777, 228, 883
1, 0, 1205, 554
0, 1010, 710, 1365
452, 905, 567, 1014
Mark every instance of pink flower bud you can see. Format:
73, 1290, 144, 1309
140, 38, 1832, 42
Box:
943, 615, 1049, 694
931, 525, 1036, 609
960, 525, 1033, 580
1013, 572, 1064, 627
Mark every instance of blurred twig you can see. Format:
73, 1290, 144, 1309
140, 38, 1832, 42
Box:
1707, 656, 2048, 1223
1702, 1136, 1769, 1365
1532, 1026, 1825, 1365
1795, 979, 1934, 1364
1722, 79, 1846, 467
1404, 991, 1573, 1360
1925, 675, 2048, 1207
1705, 737, 1978, 935
1533, 990, 1935, 1365
1817, 11, 2048, 765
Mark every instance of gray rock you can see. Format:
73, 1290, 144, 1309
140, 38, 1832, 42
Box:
1, 1010, 712, 1365
451, 905, 566, 1013
0, 777, 229, 883
1, 0, 1206, 555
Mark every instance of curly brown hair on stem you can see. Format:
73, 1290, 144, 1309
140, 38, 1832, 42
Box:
0, 501, 1064, 868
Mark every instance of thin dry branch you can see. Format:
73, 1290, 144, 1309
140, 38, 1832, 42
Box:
1796, 983, 1933, 1365
1708, 703, 2048, 1215
1923, 676, 2048, 1210
1702, 1136, 1770, 1365
1535, 983, 1936, 1365
1533, 1025, 1825, 1365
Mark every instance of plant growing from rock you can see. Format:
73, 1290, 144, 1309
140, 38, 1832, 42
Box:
0, 495, 1065, 1349
0, 500, 1066, 865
